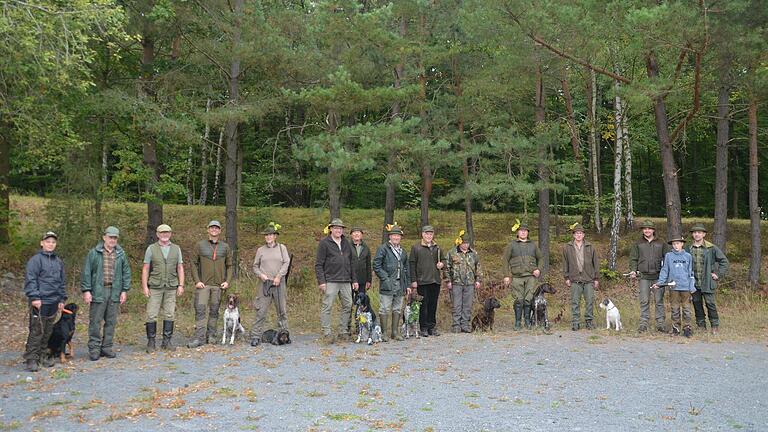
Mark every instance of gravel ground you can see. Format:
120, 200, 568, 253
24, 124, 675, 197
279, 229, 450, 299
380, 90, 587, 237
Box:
0, 330, 766, 432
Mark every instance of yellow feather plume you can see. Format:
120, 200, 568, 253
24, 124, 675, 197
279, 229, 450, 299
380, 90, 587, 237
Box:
569, 221, 579, 230
268, 222, 281, 232
511, 219, 521, 232
323, 225, 330, 235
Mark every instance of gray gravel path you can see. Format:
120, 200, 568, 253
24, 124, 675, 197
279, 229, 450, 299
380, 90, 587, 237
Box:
1, 331, 766, 431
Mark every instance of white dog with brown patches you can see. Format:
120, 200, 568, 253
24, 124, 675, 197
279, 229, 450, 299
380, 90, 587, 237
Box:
222, 294, 245, 345
598, 298, 622, 331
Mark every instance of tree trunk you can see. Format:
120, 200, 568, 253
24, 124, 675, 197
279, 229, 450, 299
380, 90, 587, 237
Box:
326, 110, 341, 220
224, 0, 244, 276
185, 142, 194, 205
212, 129, 223, 203
608, 81, 624, 271
587, 67, 602, 233
622, 109, 633, 231
561, 68, 590, 226
748, 97, 761, 288
0, 120, 10, 244
140, 34, 163, 246
383, 15, 406, 243
646, 52, 682, 239
713, 83, 730, 250
536, 62, 550, 273
199, 98, 212, 205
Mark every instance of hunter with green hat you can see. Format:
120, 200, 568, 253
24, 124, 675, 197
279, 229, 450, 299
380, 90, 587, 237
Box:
187, 220, 233, 348
250, 222, 291, 346
562, 222, 600, 331
502, 220, 541, 330
409, 224, 445, 337
81, 226, 132, 360
373, 223, 410, 341
446, 230, 482, 333
685, 223, 728, 335
315, 218, 358, 344
629, 219, 669, 333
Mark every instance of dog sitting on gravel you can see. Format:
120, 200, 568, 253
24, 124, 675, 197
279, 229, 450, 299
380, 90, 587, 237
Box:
47, 303, 79, 363
222, 294, 245, 345
598, 298, 623, 331
530, 283, 557, 330
471, 297, 501, 332
355, 292, 382, 345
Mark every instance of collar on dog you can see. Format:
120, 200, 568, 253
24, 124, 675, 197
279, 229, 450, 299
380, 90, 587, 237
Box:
606, 304, 616, 311
61, 308, 73, 315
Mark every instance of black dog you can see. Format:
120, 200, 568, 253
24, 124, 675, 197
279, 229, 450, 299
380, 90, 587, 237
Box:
261, 329, 291, 345
47, 303, 79, 363
471, 297, 501, 332
530, 283, 557, 330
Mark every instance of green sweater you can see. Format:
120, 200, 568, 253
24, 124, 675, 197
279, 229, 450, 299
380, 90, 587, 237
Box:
191, 239, 232, 286
502, 239, 541, 277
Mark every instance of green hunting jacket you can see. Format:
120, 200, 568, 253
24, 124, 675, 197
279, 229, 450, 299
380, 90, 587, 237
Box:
445, 246, 482, 286
81, 242, 131, 303
685, 241, 729, 293
502, 239, 542, 277
629, 236, 669, 280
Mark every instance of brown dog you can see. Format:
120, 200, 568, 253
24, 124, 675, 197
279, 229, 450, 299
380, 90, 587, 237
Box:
471, 297, 501, 332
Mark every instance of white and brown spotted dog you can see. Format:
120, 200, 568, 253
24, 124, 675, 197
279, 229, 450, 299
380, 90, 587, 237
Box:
222, 294, 245, 344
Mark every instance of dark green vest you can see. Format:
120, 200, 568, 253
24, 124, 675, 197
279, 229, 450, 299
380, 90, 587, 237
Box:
148, 242, 181, 289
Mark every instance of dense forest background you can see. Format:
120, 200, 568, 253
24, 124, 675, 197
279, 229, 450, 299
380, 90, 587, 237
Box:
1, 0, 766, 283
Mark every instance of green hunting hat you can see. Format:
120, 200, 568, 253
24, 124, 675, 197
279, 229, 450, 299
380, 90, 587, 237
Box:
667, 237, 686, 245
156, 224, 172, 233
689, 223, 707, 233
421, 225, 435, 233
104, 226, 120, 237
387, 224, 404, 236
639, 220, 655, 230
328, 218, 346, 228
350, 226, 364, 233
41, 231, 58, 240
261, 226, 279, 235
517, 222, 530, 231
570, 224, 585, 233
207, 220, 221, 228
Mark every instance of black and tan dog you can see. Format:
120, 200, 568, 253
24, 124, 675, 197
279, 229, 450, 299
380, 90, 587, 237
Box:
261, 329, 291, 345
47, 303, 79, 363
471, 297, 501, 332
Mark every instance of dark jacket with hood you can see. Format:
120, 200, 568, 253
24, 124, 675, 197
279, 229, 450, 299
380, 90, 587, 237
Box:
24, 250, 67, 305
315, 235, 355, 285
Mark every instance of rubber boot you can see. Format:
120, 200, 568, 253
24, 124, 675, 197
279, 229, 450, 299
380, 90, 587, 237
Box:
145, 322, 157, 353
523, 304, 532, 329
513, 302, 523, 330
160, 320, 175, 351
392, 312, 404, 341
379, 314, 389, 342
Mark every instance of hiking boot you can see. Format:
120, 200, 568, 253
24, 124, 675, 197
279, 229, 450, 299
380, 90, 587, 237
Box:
451, 326, 461, 333
25, 359, 39, 372
89, 352, 100, 361
638, 324, 648, 333
186, 339, 205, 349
420, 328, 429, 338
656, 325, 666, 333
461, 328, 472, 333
697, 323, 707, 330
428, 328, 440, 337
100, 349, 116, 358
585, 320, 594, 330
250, 338, 260, 347
683, 326, 692, 338
711, 326, 719, 336
571, 323, 580, 331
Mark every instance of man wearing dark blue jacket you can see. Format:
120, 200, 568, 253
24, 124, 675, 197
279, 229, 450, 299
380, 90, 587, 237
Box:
23, 231, 67, 372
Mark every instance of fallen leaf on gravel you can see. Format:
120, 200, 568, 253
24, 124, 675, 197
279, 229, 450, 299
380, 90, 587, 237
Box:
29, 408, 61, 421
174, 408, 208, 420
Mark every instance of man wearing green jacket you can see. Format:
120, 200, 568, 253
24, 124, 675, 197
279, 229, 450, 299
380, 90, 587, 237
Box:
81, 226, 132, 361
685, 224, 729, 335
187, 220, 233, 348
562, 224, 600, 331
629, 220, 669, 333
502, 222, 541, 330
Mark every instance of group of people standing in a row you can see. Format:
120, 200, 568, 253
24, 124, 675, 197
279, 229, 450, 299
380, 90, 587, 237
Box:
20, 216, 728, 371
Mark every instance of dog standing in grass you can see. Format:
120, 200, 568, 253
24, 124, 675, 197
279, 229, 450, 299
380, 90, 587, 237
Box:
81, 226, 132, 361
